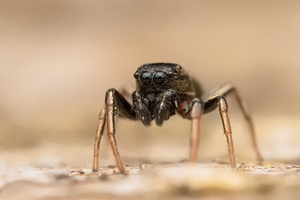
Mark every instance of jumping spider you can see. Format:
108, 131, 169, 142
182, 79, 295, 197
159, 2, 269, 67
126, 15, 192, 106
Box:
93, 63, 263, 173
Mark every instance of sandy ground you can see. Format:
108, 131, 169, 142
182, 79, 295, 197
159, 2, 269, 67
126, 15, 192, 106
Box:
1, 113, 300, 200
1, 145, 300, 200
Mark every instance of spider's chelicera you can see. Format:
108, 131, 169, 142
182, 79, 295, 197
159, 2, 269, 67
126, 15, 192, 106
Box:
93, 63, 263, 173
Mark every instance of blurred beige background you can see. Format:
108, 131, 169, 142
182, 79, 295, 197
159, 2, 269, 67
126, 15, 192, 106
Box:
1, 0, 300, 165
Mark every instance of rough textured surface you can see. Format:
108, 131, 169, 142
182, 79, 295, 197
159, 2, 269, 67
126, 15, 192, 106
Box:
1, 144, 300, 200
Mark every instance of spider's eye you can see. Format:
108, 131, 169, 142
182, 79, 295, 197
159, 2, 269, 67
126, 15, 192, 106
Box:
153, 71, 166, 85
134, 72, 139, 79
173, 65, 181, 75
166, 71, 174, 78
140, 71, 152, 85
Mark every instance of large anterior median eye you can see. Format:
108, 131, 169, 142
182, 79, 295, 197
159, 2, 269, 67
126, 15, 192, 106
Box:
153, 71, 166, 85
140, 71, 152, 85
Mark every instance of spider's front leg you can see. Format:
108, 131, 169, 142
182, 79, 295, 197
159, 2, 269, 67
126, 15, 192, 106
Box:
204, 83, 263, 168
93, 88, 136, 173
204, 95, 236, 167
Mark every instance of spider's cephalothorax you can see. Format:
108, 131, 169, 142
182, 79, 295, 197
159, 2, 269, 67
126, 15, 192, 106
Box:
92, 63, 263, 174
134, 63, 189, 94
131, 63, 199, 126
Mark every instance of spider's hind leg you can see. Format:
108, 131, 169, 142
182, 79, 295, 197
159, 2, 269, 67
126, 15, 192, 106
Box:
93, 107, 106, 172
179, 98, 204, 163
